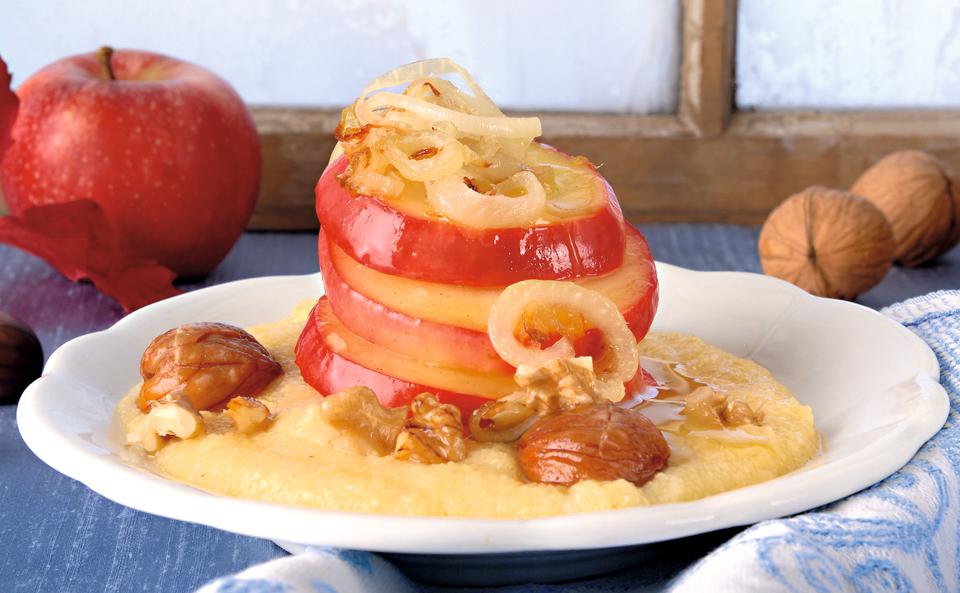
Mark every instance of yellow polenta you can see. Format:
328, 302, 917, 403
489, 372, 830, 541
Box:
118, 303, 819, 518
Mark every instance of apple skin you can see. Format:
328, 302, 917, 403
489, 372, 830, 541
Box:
318, 229, 515, 375
0, 49, 261, 277
295, 300, 654, 421
316, 155, 626, 286
295, 301, 492, 420
322, 223, 659, 341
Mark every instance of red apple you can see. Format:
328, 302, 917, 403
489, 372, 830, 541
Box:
316, 146, 626, 286
0, 55, 17, 163
0, 48, 260, 277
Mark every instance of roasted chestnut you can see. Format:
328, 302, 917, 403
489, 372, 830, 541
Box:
0, 312, 44, 405
139, 322, 282, 411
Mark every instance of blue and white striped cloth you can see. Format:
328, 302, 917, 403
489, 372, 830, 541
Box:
197, 290, 960, 593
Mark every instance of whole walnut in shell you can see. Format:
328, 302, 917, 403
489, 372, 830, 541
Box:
851, 150, 960, 266
758, 186, 895, 299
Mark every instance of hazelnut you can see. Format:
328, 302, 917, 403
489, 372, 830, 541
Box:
851, 150, 960, 266
226, 396, 272, 434
469, 399, 539, 443
0, 312, 43, 405
517, 403, 670, 487
139, 322, 282, 412
758, 186, 895, 299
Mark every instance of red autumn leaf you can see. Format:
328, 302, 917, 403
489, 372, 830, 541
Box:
0, 199, 183, 312
0, 55, 17, 162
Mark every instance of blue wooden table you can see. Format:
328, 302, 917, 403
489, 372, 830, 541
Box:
2, 225, 957, 593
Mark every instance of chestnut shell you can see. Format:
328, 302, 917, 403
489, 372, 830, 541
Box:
0, 312, 43, 405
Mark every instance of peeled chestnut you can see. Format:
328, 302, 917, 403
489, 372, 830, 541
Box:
517, 403, 670, 487
0, 312, 44, 405
139, 322, 282, 411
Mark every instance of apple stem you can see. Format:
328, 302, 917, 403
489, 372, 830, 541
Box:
97, 46, 116, 81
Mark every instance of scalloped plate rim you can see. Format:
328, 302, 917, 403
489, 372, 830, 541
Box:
15, 263, 949, 554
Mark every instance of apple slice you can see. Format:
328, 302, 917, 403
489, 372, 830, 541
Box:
316, 144, 626, 286
295, 307, 491, 419
296, 299, 515, 405
324, 225, 658, 339
318, 233, 514, 374
295, 302, 652, 422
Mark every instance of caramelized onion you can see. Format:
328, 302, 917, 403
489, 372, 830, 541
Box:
354, 59, 540, 140
487, 280, 640, 384
384, 131, 465, 182
359, 92, 541, 140
426, 170, 546, 228
337, 58, 549, 215
345, 168, 404, 199
360, 59, 502, 117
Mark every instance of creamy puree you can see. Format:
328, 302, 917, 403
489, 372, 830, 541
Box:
118, 302, 819, 518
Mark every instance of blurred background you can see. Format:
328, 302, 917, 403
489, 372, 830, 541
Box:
7, 0, 960, 230
5, 0, 960, 112
2, 0, 681, 112
6, 0, 960, 231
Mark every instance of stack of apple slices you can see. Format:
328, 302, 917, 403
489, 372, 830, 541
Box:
295, 61, 659, 418
296, 148, 658, 418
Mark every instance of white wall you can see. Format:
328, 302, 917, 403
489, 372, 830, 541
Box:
1, 0, 681, 113
7, 0, 956, 114
738, 0, 960, 110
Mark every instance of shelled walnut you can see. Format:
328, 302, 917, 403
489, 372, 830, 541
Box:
226, 396, 272, 434
126, 391, 205, 453
682, 386, 763, 429
515, 357, 613, 407
470, 357, 611, 442
319, 386, 405, 455
395, 393, 466, 464
320, 388, 465, 463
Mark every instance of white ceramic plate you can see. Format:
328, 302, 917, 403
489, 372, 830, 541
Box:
16, 264, 948, 555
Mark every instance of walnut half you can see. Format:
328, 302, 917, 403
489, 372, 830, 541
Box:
395, 393, 466, 464
226, 396, 273, 434
319, 386, 405, 455
320, 388, 466, 464
470, 358, 613, 442
682, 386, 763, 429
